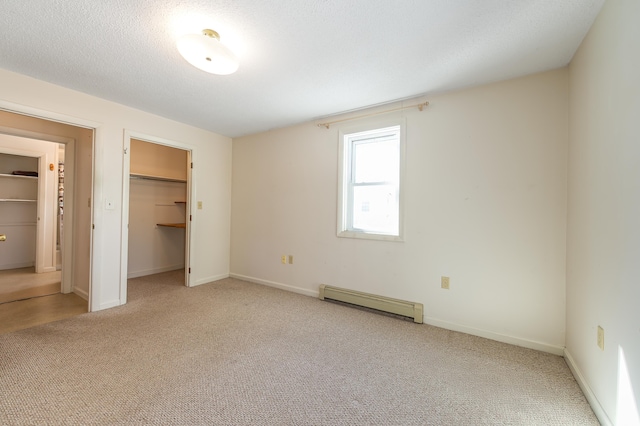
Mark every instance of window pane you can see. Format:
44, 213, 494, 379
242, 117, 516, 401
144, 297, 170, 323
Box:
352, 184, 398, 234
353, 138, 399, 183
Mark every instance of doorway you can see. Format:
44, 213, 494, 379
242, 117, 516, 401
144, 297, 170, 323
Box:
0, 109, 94, 314
0, 145, 62, 303
121, 133, 193, 302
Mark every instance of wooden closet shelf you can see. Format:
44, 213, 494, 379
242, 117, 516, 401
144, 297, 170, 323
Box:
130, 173, 186, 183
157, 223, 186, 229
0, 173, 38, 180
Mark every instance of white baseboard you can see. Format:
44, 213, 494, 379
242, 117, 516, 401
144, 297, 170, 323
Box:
96, 299, 121, 311
0, 261, 34, 270
423, 317, 565, 356
193, 273, 230, 287
564, 349, 613, 426
73, 287, 89, 301
228, 274, 564, 356
41, 266, 57, 273
127, 264, 184, 279
229, 273, 319, 298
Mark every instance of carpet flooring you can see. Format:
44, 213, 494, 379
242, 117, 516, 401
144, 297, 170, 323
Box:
0, 270, 598, 425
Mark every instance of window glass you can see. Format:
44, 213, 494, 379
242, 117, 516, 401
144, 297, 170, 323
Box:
338, 122, 404, 241
352, 137, 399, 183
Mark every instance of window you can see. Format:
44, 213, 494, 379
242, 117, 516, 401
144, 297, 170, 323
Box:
338, 121, 405, 241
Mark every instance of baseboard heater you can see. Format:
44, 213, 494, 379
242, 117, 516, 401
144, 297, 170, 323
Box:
319, 284, 423, 324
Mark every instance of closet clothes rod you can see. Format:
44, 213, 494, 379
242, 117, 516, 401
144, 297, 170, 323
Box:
317, 101, 429, 129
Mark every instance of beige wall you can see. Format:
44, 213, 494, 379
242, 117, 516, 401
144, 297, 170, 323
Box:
130, 138, 188, 181
231, 68, 569, 354
566, 0, 640, 424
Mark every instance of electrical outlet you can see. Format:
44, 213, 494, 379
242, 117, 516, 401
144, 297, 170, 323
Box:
441, 276, 450, 289
281, 255, 287, 264
288, 255, 294, 264
597, 326, 604, 350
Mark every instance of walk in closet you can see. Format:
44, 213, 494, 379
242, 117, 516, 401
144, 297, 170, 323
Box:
0, 153, 38, 270
127, 139, 189, 280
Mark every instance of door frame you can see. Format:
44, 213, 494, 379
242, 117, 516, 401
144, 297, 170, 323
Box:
0, 142, 56, 274
0, 100, 98, 311
120, 130, 196, 303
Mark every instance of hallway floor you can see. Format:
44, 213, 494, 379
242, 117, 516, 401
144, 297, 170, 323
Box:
0, 293, 87, 335
0, 267, 61, 304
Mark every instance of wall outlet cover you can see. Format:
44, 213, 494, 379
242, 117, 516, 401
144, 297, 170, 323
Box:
441, 276, 450, 289
597, 325, 604, 350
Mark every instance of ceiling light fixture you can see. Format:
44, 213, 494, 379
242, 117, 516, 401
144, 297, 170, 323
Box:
176, 29, 239, 75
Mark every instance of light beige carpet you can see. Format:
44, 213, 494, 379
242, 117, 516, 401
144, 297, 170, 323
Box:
0, 270, 598, 425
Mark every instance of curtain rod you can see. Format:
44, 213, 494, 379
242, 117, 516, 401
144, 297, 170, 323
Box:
316, 101, 429, 129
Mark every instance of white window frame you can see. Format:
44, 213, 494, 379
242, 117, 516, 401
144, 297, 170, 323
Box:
337, 118, 406, 242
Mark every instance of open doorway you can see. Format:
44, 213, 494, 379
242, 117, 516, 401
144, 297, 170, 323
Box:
121, 135, 193, 301
0, 109, 94, 318
0, 145, 62, 303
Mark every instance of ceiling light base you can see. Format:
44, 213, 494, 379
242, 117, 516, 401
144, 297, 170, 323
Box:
176, 28, 239, 75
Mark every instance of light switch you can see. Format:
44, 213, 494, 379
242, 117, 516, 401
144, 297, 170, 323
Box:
197, 201, 203, 210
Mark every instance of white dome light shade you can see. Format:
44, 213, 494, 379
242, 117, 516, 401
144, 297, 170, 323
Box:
177, 29, 239, 75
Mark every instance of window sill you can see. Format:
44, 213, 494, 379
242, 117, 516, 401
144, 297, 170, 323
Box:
337, 230, 404, 242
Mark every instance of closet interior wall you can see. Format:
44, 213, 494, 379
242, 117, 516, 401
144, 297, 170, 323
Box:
127, 139, 187, 279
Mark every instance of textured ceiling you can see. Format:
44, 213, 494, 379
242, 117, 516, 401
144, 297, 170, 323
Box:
0, 0, 604, 137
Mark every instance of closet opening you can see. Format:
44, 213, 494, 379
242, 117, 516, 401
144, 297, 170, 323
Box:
121, 135, 193, 301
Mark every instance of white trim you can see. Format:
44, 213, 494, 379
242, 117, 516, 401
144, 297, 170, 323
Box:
564, 349, 613, 426
121, 130, 197, 305
194, 273, 230, 286
127, 264, 185, 279
98, 299, 121, 310
423, 316, 565, 356
120, 134, 131, 305
0, 100, 100, 130
229, 273, 319, 298
35, 152, 47, 273
73, 286, 89, 301
337, 119, 406, 242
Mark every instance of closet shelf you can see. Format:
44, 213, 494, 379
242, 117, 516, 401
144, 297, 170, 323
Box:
0, 199, 37, 203
0, 173, 38, 180
157, 223, 186, 229
154, 201, 186, 206
130, 173, 186, 183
